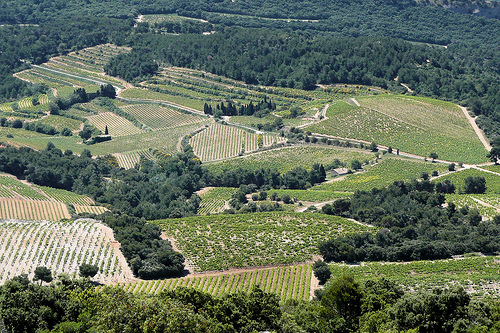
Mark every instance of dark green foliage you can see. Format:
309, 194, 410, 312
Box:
104, 51, 158, 82
319, 180, 500, 262
79, 264, 99, 278
313, 260, 331, 285
33, 266, 53, 284
463, 176, 487, 194
60, 127, 73, 136
99, 84, 116, 99
488, 147, 500, 164
436, 179, 456, 194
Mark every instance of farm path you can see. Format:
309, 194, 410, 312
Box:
310, 270, 320, 300
349, 98, 361, 106
458, 105, 492, 151
297, 103, 329, 128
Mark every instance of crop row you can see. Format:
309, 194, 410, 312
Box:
0, 198, 70, 221
36, 185, 94, 205
120, 264, 312, 301
87, 112, 144, 137
198, 187, 238, 214
0, 220, 129, 284
74, 205, 109, 215
155, 211, 375, 272
260, 189, 353, 203
120, 104, 205, 130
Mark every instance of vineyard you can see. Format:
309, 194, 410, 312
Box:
0, 199, 69, 221
197, 187, 238, 214
306, 98, 488, 164
445, 194, 499, 219
206, 146, 376, 174
35, 115, 82, 131
155, 212, 375, 271
313, 157, 450, 192
120, 104, 206, 130
329, 255, 500, 295
261, 189, 353, 203
119, 88, 208, 111
0, 219, 132, 284
190, 123, 285, 162
87, 112, 144, 137
433, 168, 500, 194
74, 205, 109, 215
479, 165, 500, 174
118, 264, 312, 301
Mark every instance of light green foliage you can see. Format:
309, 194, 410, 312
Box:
314, 157, 449, 191
35, 185, 94, 205
329, 256, 500, 296
479, 164, 500, 173
445, 194, 499, 219
155, 212, 375, 271
121, 104, 206, 129
35, 115, 82, 131
434, 168, 500, 194
198, 187, 237, 214
206, 146, 375, 174
306, 96, 488, 163
0, 175, 48, 200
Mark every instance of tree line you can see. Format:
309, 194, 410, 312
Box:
1, 273, 499, 333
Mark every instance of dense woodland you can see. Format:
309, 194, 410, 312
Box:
2, 274, 500, 333
319, 180, 500, 262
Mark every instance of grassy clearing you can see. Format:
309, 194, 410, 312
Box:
306, 97, 488, 164
329, 256, 500, 296
155, 211, 375, 272
206, 146, 377, 174
314, 157, 449, 192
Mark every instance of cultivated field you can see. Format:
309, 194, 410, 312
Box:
433, 168, 500, 194
189, 123, 284, 162
306, 97, 488, 163
155, 212, 375, 271
0, 219, 133, 284
198, 187, 238, 214
329, 255, 500, 296
119, 264, 312, 301
313, 157, 450, 192
87, 112, 144, 137
206, 146, 376, 174
120, 104, 207, 130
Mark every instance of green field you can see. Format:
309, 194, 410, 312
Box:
328, 255, 500, 296
120, 104, 207, 130
433, 168, 500, 194
262, 189, 353, 203
306, 96, 488, 164
35, 115, 82, 131
87, 112, 144, 137
155, 211, 375, 271
120, 88, 208, 111
120, 264, 312, 301
479, 164, 500, 173
445, 194, 500, 219
313, 157, 449, 192
206, 146, 377, 174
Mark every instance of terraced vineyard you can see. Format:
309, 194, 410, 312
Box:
306, 97, 488, 164
36, 186, 95, 205
314, 157, 449, 192
35, 115, 82, 131
120, 88, 208, 111
74, 205, 109, 215
206, 146, 376, 174
329, 256, 500, 295
155, 212, 375, 271
0, 219, 132, 284
198, 187, 238, 214
87, 112, 144, 137
120, 264, 312, 300
190, 123, 285, 162
445, 194, 500, 219
120, 104, 206, 130
0, 199, 69, 220
262, 189, 352, 203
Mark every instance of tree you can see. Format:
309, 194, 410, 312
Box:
79, 264, 99, 278
463, 176, 487, 194
104, 125, 109, 135
351, 160, 362, 170
369, 142, 378, 152
33, 266, 52, 285
61, 127, 72, 136
313, 260, 331, 285
429, 152, 438, 161
79, 124, 93, 141
321, 275, 362, 330
487, 147, 500, 164
100, 84, 116, 99
449, 163, 456, 171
